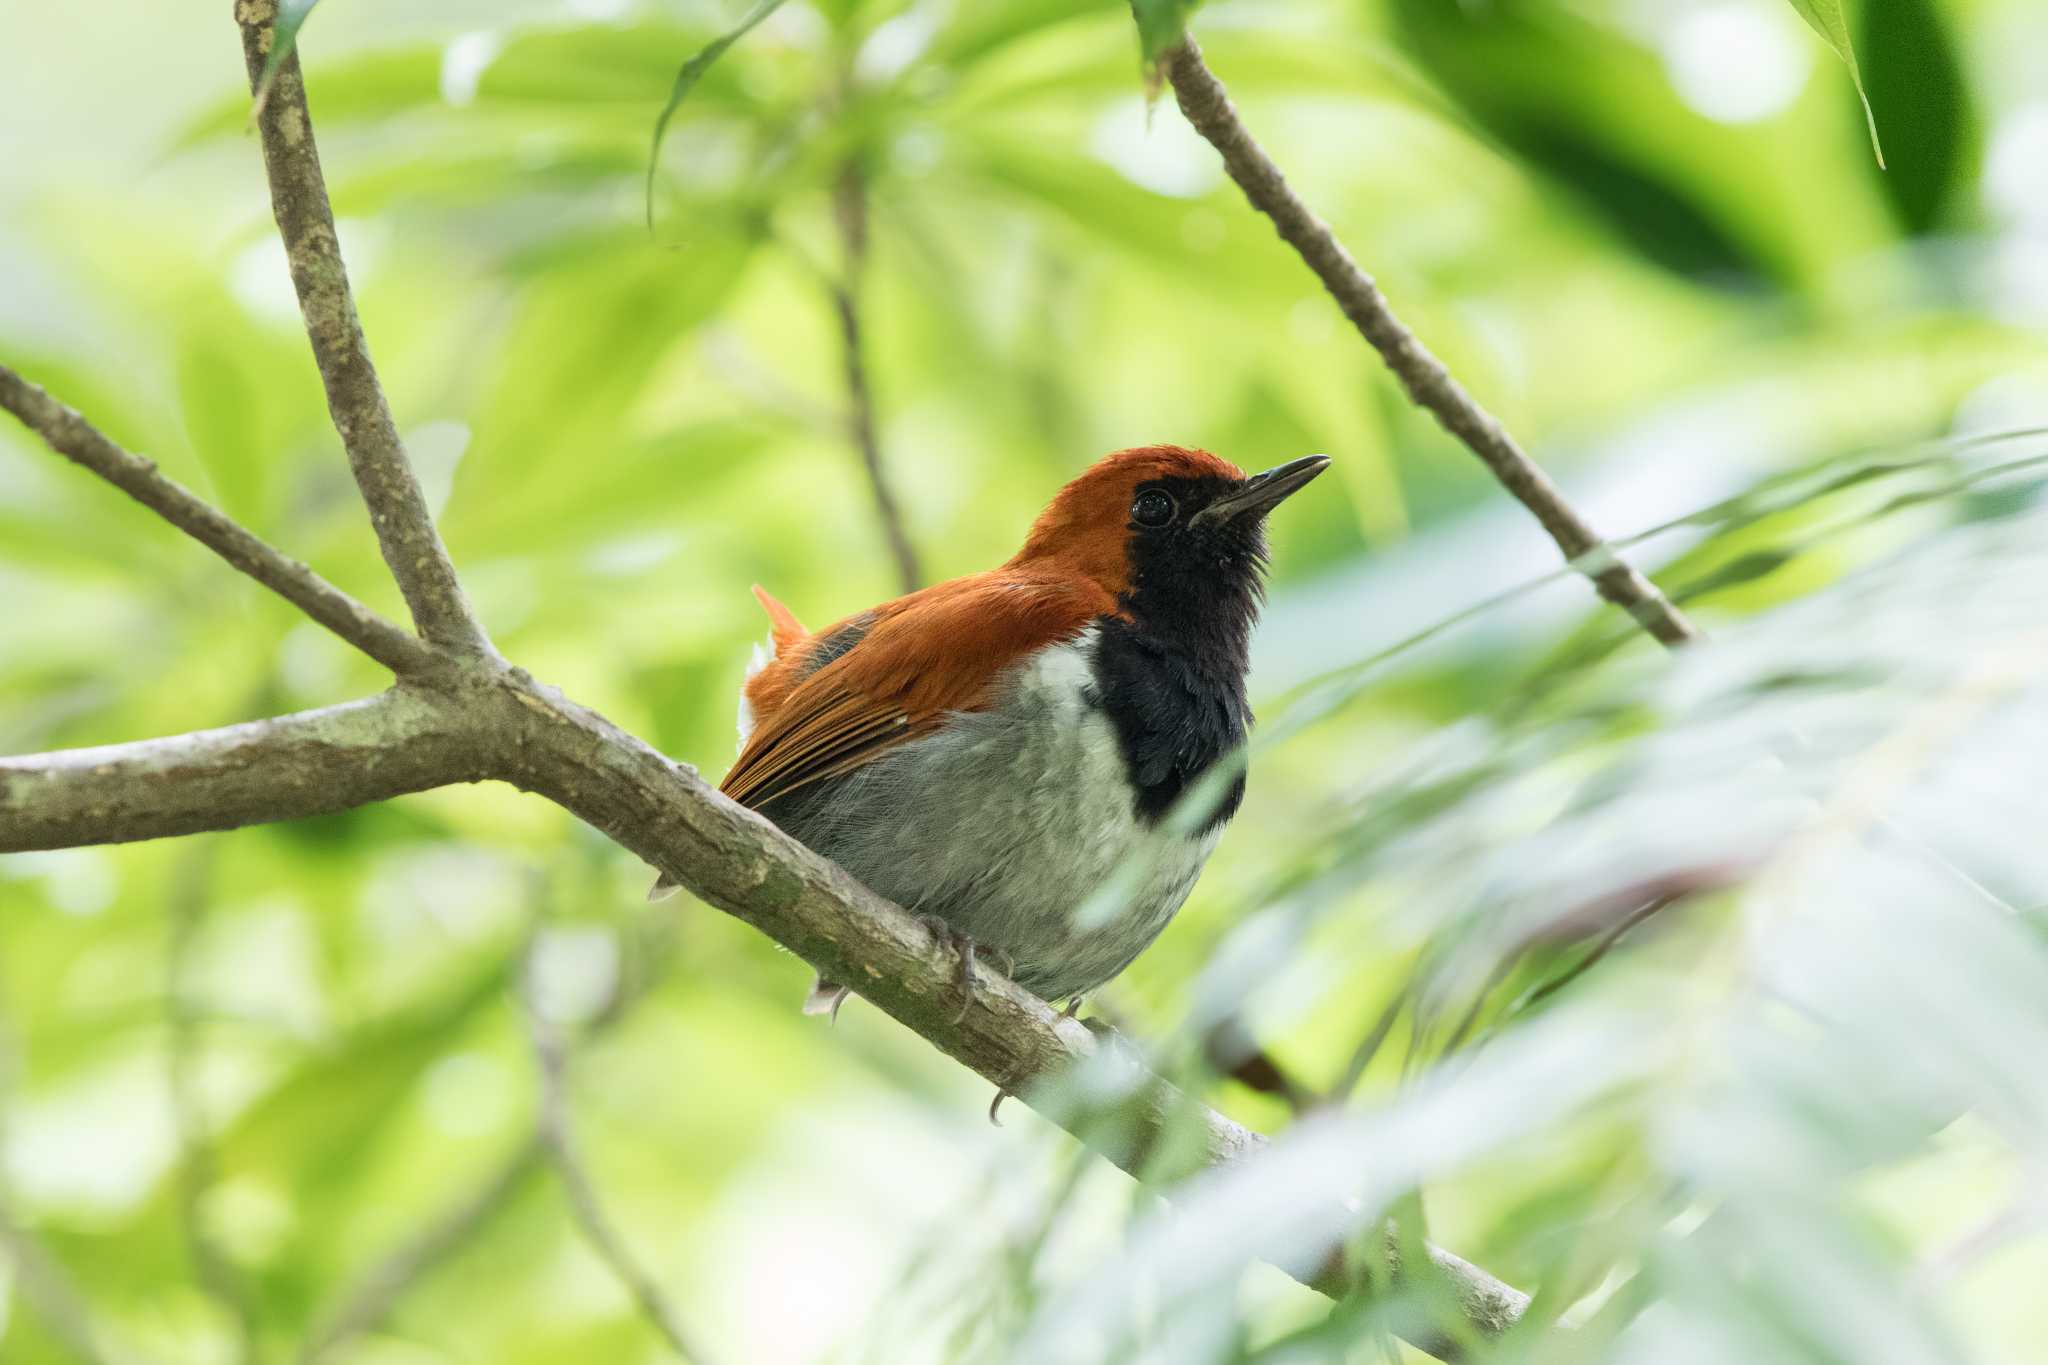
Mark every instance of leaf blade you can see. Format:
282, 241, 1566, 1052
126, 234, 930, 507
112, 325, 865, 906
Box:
644, 0, 789, 229
1782, 0, 1886, 167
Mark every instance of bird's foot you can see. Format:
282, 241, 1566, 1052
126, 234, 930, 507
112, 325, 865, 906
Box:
917, 915, 981, 1023
1060, 995, 1085, 1020
988, 1086, 1009, 1126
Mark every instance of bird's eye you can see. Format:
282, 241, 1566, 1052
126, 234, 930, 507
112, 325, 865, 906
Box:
1131, 489, 1176, 528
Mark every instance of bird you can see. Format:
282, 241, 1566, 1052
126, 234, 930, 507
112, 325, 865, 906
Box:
653, 445, 1329, 1021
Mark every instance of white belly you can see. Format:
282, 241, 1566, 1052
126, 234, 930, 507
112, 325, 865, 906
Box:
769, 632, 1221, 1001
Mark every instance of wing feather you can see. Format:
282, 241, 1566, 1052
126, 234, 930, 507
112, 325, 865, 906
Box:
720, 572, 1112, 811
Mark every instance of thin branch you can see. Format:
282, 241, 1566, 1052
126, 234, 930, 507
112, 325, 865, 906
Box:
0, 689, 487, 853
232, 2, 488, 656
521, 942, 717, 1365
0, 364, 436, 678
296, 1136, 545, 1364
829, 162, 921, 594
1162, 38, 1698, 649
165, 842, 264, 1365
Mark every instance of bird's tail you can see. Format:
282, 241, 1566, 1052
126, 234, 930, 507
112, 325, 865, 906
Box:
803, 977, 850, 1020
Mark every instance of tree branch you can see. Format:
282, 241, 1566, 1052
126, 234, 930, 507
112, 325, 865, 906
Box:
0, 689, 487, 852
830, 163, 922, 594
1163, 37, 1699, 649
231, 2, 487, 656
0, 364, 436, 678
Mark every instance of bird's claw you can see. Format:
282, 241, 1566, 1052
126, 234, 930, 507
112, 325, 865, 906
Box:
918, 915, 980, 1023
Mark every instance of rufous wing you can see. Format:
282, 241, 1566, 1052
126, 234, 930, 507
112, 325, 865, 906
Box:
720, 571, 1112, 811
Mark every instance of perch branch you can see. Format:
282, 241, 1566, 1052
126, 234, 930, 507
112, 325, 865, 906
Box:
1163, 37, 1698, 649
0, 689, 488, 852
0, 364, 435, 677
232, 2, 487, 655
830, 163, 922, 593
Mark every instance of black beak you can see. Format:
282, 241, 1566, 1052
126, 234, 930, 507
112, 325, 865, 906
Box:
1193, 454, 1332, 524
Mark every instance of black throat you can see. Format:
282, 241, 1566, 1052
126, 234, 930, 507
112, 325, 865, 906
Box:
1087, 478, 1267, 832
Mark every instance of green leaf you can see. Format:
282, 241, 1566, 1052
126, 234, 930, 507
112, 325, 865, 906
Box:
1782, 0, 1886, 166
645, 0, 789, 229
1856, 0, 1975, 232
1130, 0, 1200, 65
251, 0, 325, 120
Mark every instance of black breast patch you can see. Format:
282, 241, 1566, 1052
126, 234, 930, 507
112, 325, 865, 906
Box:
1088, 618, 1249, 831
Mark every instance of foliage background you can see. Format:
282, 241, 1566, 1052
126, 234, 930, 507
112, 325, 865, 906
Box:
3, 0, 2048, 1361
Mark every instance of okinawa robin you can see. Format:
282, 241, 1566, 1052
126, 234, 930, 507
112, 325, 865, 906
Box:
654, 445, 1329, 1018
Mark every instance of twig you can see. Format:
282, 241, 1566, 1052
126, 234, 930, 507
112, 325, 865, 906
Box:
1162, 38, 1697, 649
296, 1136, 545, 1363
829, 163, 921, 594
521, 944, 717, 1364
232, 2, 488, 656
165, 843, 264, 1365
0, 364, 435, 677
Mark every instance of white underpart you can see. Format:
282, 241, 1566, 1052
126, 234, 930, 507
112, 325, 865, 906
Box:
737, 633, 777, 751
770, 628, 1222, 1001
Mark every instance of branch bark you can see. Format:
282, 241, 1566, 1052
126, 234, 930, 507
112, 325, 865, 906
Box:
1163, 38, 1699, 649
0, 364, 436, 677
232, 1, 487, 656
0, 690, 488, 852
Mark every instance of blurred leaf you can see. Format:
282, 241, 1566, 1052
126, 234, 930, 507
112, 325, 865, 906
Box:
1783, 0, 1886, 166
646, 0, 789, 229
1387, 0, 1786, 286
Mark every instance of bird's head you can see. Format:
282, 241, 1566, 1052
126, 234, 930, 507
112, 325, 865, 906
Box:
1011, 445, 1329, 633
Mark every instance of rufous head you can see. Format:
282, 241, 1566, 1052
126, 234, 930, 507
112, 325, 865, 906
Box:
1010, 445, 1330, 615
